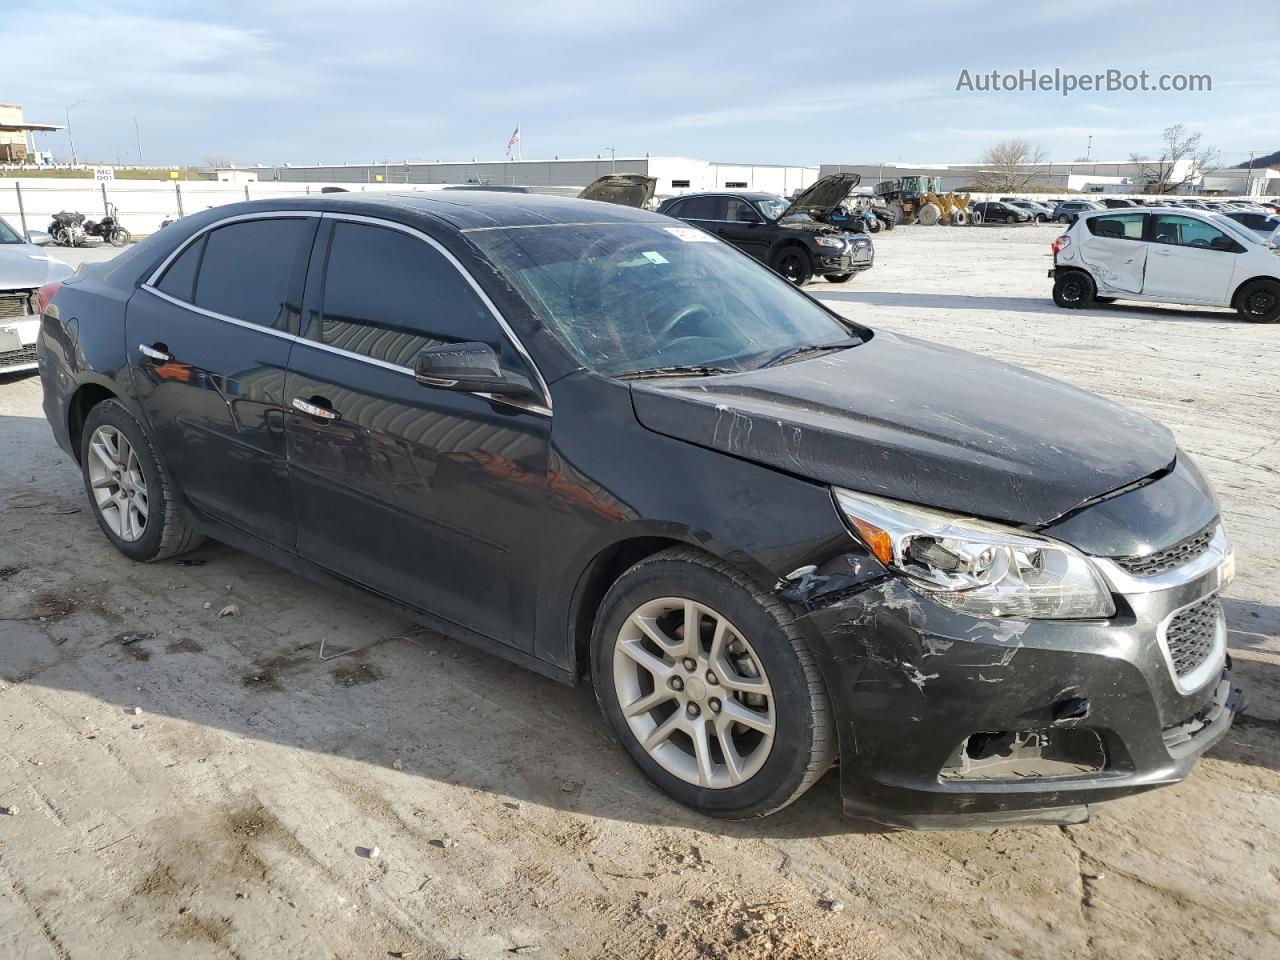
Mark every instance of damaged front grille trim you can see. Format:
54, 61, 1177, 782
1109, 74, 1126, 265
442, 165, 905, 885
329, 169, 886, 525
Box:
1157, 592, 1227, 694
1091, 524, 1231, 597
0, 290, 37, 319
1113, 523, 1216, 577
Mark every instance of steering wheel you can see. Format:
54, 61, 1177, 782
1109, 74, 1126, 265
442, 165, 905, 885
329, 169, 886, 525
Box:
1188, 238, 1210, 248
652, 302, 711, 341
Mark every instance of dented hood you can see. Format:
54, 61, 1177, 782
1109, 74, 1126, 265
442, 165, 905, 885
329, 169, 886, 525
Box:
781, 173, 861, 220
629, 331, 1176, 526
577, 175, 657, 209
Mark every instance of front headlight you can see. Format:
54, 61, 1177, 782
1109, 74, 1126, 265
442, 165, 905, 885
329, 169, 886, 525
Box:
815, 236, 845, 248
834, 488, 1115, 620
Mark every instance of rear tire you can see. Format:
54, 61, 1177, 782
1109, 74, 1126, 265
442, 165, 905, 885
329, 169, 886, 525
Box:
591, 547, 836, 819
771, 247, 813, 286
80, 400, 203, 562
1236, 279, 1280, 323
1053, 270, 1096, 309
824, 273, 853, 283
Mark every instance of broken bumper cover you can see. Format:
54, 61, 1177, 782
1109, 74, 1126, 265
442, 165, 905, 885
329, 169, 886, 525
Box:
798, 574, 1242, 829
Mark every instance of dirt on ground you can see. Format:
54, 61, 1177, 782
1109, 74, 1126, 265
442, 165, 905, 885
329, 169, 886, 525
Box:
1, 226, 1277, 959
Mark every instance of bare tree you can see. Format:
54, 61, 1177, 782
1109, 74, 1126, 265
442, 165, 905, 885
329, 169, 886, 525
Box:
1129, 125, 1218, 194
202, 154, 233, 170
971, 139, 1052, 192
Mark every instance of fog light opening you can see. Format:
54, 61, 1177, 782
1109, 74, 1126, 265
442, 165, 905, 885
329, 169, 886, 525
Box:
940, 728, 1107, 781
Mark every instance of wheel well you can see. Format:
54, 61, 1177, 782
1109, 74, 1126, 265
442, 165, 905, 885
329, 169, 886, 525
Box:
1231, 276, 1279, 308
67, 383, 117, 462
570, 536, 685, 678
770, 239, 809, 264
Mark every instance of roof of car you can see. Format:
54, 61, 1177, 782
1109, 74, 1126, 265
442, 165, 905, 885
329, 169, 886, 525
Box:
175, 191, 669, 234
662, 191, 779, 202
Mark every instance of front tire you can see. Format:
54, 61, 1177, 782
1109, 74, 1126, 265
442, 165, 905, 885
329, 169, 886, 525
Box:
771, 247, 813, 286
824, 273, 853, 283
109, 227, 132, 247
80, 400, 203, 562
591, 548, 836, 819
1053, 270, 1096, 309
1236, 279, 1280, 323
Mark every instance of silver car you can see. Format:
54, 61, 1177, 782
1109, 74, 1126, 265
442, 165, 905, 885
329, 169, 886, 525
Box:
1, 217, 75, 375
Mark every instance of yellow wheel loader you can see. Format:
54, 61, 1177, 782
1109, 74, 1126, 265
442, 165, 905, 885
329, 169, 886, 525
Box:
874, 175, 973, 225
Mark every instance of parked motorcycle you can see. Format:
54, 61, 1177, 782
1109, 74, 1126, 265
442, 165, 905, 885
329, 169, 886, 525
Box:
84, 203, 132, 247
47, 212, 90, 247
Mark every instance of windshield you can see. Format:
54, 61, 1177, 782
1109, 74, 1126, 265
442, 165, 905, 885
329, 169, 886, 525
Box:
470, 221, 862, 377
755, 197, 789, 220
0, 218, 24, 244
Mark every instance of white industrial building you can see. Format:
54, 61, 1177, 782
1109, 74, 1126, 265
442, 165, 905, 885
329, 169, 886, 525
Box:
241, 156, 819, 198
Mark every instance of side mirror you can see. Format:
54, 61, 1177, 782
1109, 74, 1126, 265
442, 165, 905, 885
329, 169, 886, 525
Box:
414, 342, 539, 401
27, 229, 53, 247
1208, 236, 1237, 253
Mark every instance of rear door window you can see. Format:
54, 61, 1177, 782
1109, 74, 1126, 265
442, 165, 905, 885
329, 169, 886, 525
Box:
193, 218, 315, 331
680, 196, 719, 220
318, 221, 500, 367
1087, 213, 1145, 240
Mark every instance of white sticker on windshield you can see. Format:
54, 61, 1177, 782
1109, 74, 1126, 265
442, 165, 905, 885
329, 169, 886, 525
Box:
641, 251, 669, 264
663, 226, 716, 243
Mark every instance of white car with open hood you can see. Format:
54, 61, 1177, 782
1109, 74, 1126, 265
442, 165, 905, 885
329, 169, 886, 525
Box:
1050, 207, 1280, 323
1, 216, 76, 374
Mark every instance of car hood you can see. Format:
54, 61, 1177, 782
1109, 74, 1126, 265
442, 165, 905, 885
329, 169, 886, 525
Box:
578, 175, 657, 209
629, 331, 1176, 527
781, 173, 861, 220
0, 245, 75, 291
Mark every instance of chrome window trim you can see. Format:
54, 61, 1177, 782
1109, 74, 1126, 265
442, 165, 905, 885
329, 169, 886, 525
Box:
143, 285, 298, 343
144, 209, 323, 287
137, 208, 552, 417
1092, 525, 1233, 596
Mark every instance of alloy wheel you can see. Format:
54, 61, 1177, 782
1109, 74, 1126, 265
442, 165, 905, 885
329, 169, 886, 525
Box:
87, 425, 149, 542
612, 597, 775, 789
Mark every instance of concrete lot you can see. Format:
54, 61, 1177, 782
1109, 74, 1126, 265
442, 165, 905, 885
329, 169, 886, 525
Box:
1, 227, 1277, 960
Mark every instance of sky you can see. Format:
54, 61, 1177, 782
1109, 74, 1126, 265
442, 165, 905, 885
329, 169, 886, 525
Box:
7, 0, 1277, 169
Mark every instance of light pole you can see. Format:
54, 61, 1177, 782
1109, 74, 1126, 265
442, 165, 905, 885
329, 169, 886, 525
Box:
605, 146, 616, 173
65, 100, 86, 165
133, 116, 143, 164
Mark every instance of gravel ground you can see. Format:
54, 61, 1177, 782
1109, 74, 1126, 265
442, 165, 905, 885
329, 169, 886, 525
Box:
1, 227, 1277, 960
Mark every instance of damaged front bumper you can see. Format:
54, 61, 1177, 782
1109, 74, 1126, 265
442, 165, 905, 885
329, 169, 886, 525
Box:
794, 543, 1241, 829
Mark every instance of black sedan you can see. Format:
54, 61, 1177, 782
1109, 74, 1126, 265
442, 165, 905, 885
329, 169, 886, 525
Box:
36, 193, 1239, 827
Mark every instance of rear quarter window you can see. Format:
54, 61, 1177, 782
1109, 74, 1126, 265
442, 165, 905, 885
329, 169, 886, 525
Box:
156, 235, 205, 301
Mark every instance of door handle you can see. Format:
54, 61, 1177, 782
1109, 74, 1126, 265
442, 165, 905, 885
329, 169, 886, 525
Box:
1153, 248, 1172, 256
138, 343, 173, 363
292, 397, 339, 421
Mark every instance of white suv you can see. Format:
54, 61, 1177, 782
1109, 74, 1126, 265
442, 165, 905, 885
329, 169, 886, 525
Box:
1050, 208, 1280, 323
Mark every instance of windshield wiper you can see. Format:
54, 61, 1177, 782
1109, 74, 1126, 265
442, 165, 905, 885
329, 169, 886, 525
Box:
616, 364, 736, 380
759, 338, 859, 369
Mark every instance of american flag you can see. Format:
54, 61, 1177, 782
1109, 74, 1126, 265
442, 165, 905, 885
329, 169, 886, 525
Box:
506, 125, 521, 156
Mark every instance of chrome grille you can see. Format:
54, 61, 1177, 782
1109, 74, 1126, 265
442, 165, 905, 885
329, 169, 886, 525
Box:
1113, 524, 1216, 577
1165, 594, 1221, 677
0, 291, 35, 319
